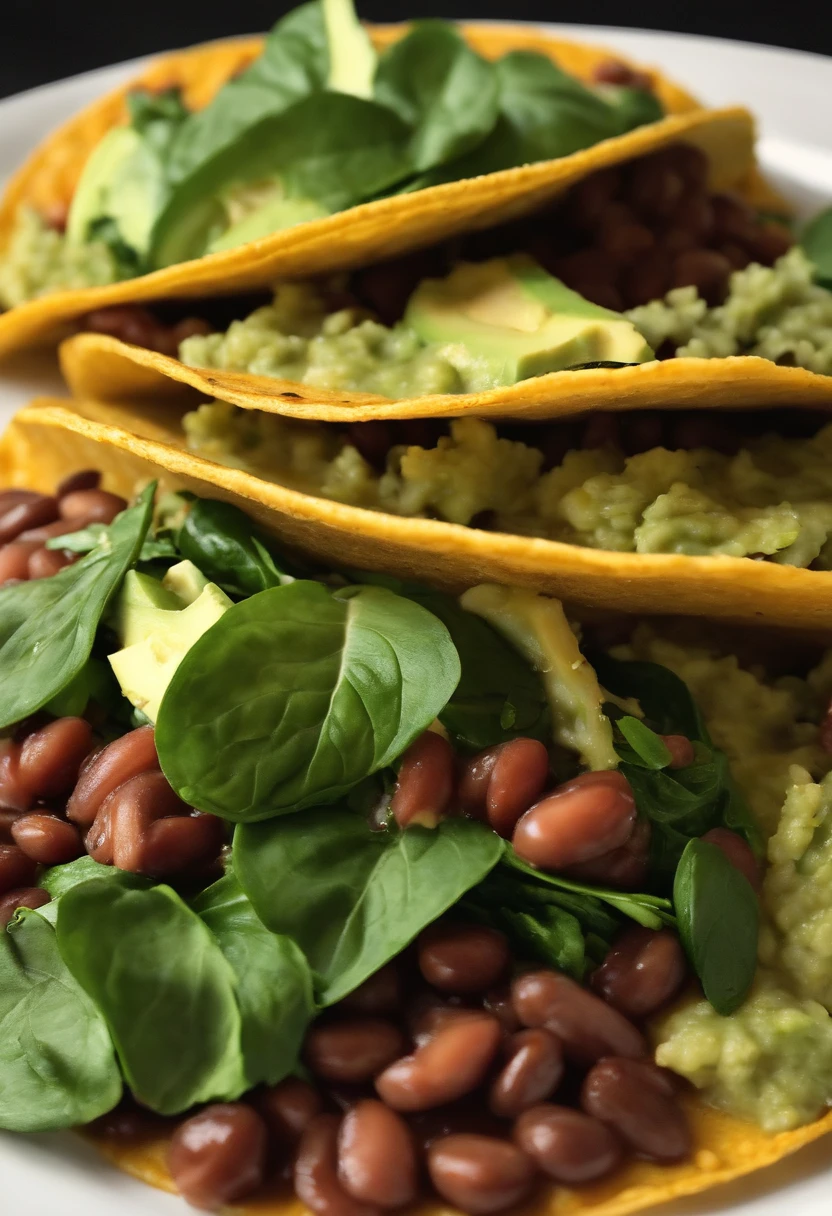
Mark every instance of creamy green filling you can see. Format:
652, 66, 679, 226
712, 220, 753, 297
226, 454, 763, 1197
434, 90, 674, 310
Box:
0, 208, 124, 308
183, 405, 832, 568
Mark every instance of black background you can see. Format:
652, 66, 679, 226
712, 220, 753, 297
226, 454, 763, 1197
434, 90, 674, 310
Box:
2, 1, 831, 99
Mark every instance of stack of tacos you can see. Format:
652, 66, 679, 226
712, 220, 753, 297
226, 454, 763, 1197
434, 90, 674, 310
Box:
3, 4, 832, 1215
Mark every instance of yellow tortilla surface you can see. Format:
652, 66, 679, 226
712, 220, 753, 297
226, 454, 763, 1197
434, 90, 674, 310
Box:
7, 395, 832, 633
0, 20, 754, 360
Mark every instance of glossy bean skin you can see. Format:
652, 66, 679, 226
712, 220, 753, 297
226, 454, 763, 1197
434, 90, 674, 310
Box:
409, 999, 485, 1048
418, 922, 509, 995
27, 548, 75, 579
701, 827, 761, 890
483, 987, 521, 1035
376, 1014, 501, 1112
591, 928, 688, 1019
59, 489, 127, 524
0, 844, 38, 894
566, 817, 651, 889
0, 887, 50, 926
258, 1077, 325, 1149
0, 540, 40, 585
661, 735, 696, 769
305, 1019, 407, 1084
295, 1114, 379, 1216
56, 470, 101, 498
0, 494, 58, 545
458, 739, 550, 837
339, 963, 401, 1015
514, 1104, 622, 1184
512, 971, 646, 1065
168, 1103, 267, 1211
11, 813, 83, 865
512, 774, 636, 871
582, 1057, 691, 1163
67, 725, 159, 826
390, 732, 455, 829
427, 1134, 536, 1215
489, 1029, 564, 1118
17, 717, 93, 804
337, 1100, 418, 1208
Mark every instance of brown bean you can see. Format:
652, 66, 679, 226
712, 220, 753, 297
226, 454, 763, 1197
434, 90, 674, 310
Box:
591, 928, 687, 1019
566, 816, 651, 889
582, 1057, 691, 1162
626, 151, 686, 220
512, 775, 636, 871
259, 1077, 325, 1148
718, 242, 752, 271
483, 987, 521, 1035
296, 1114, 378, 1216
621, 250, 670, 308
459, 738, 550, 838
0, 490, 41, 515
514, 1104, 622, 1184
347, 422, 396, 473
59, 489, 127, 524
168, 1103, 267, 1211
0, 741, 29, 813
66, 725, 159, 826
0, 495, 58, 545
0, 541, 40, 584
305, 1019, 407, 1084
0, 886, 50, 926
598, 221, 655, 266
0, 843, 38, 894
28, 548, 74, 579
18, 717, 93, 803
592, 59, 653, 91
661, 734, 696, 769
701, 827, 761, 890
565, 166, 623, 230
671, 249, 733, 303
745, 220, 794, 265
710, 191, 756, 243
17, 517, 96, 545
56, 470, 101, 498
390, 731, 455, 829
83, 305, 163, 349
427, 1134, 535, 1215
337, 1100, 418, 1208
339, 963, 401, 1015
409, 1001, 486, 1049
670, 194, 714, 240
418, 922, 509, 995
376, 1014, 501, 1111
511, 971, 646, 1065
489, 1029, 564, 1118
12, 813, 83, 865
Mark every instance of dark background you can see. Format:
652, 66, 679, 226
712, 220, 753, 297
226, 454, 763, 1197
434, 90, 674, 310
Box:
3, 0, 831, 99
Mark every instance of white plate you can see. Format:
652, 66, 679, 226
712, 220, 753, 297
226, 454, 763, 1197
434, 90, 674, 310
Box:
1, 22, 832, 1216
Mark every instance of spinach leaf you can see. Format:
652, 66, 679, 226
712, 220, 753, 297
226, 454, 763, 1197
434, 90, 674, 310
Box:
0, 908, 121, 1131
176, 498, 292, 596
802, 206, 832, 288
127, 87, 190, 160
603, 86, 665, 133
673, 838, 759, 1016
193, 875, 314, 1087
47, 521, 177, 564
41, 856, 128, 900
374, 22, 499, 172
166, 2, 330, 183
617, 716, 672, 770
593, 653, 707, 741
56, 879, 246, 1114
0, 484, 154, 730
234, 810, 503, 1005
157, 581, 460, 821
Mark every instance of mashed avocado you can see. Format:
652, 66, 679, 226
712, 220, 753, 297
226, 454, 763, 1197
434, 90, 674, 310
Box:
0, 208, 124, 308
183, 404, 832, 567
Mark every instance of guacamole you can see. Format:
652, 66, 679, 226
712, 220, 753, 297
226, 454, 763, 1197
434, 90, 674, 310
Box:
0, 208, 124, 308
183, 405, 832, 567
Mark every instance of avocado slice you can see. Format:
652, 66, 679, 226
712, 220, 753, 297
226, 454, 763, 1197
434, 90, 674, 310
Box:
460, 584, 617, 771
108, 563, 232, 722
66, 125, 167, 258
207, 195, 330, 254
406, 256, 653, 386
323, 0, 377, 99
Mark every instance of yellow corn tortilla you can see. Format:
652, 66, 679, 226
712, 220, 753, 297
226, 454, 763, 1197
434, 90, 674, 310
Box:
0, 20, 748, 362
7, 395, 832, 633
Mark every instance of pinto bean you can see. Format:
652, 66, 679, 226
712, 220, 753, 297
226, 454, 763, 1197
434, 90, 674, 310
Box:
0, 844, 38, 894
0, 541, 40, 585
513, 1104, 622, 1184
427, 1134, 536, 1215
661, 734, 695, 768
376, 1014, 501, 1112
409, 1001, 486, 1049
390, 732, 455, 829
59, 489, 127, 524
511, 971, 646, 1065
56, 470, 101, 498
27, 548, 75, 579
0, 495, 59, 545
458, 739, 549, 837
11, 814, 83, 865
701, 827, 761, 890
591, 928, 687, 1019
296, 1114, 378, 1216
337, 1100, 418, 1208
168, 1103, 268, 1211
259, 1077, 325, 1148
489, 1029, 564, 1118
565, 817, 651, 889
0, 886, 50, 926
581, 1057, 691, 1162
305, 1019, 407, 1084
17, 717, 93, 804
418, 922, 509, 995
512, 773, 636, 871
339, 963, 401, 1015
66, 726, 159, 826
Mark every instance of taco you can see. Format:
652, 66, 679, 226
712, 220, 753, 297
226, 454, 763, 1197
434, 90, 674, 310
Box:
0, 0, 708, 359
2, 416, 832, 1216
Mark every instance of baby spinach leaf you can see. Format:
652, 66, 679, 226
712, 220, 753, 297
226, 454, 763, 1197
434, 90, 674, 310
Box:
193, 874, 315, 1088
0, 484, 154, 730
803, 207, 832, 288
41, 856, 137, 901
463, 890, 588, 979
176, 498, 292, 596
374, 22, 499, 172
593, 653, 707, 742
56, 879, 246, 1114
673, 838, 759, 1016
234, 810, 502, 1005
602, 86, 665, 133
157, 581, 460, 821
0, 908, 121, 1131
127, 87, 190, 160
618, 716, 672, 770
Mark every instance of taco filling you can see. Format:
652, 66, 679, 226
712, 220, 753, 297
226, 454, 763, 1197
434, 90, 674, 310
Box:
1, 473, 832, 1213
